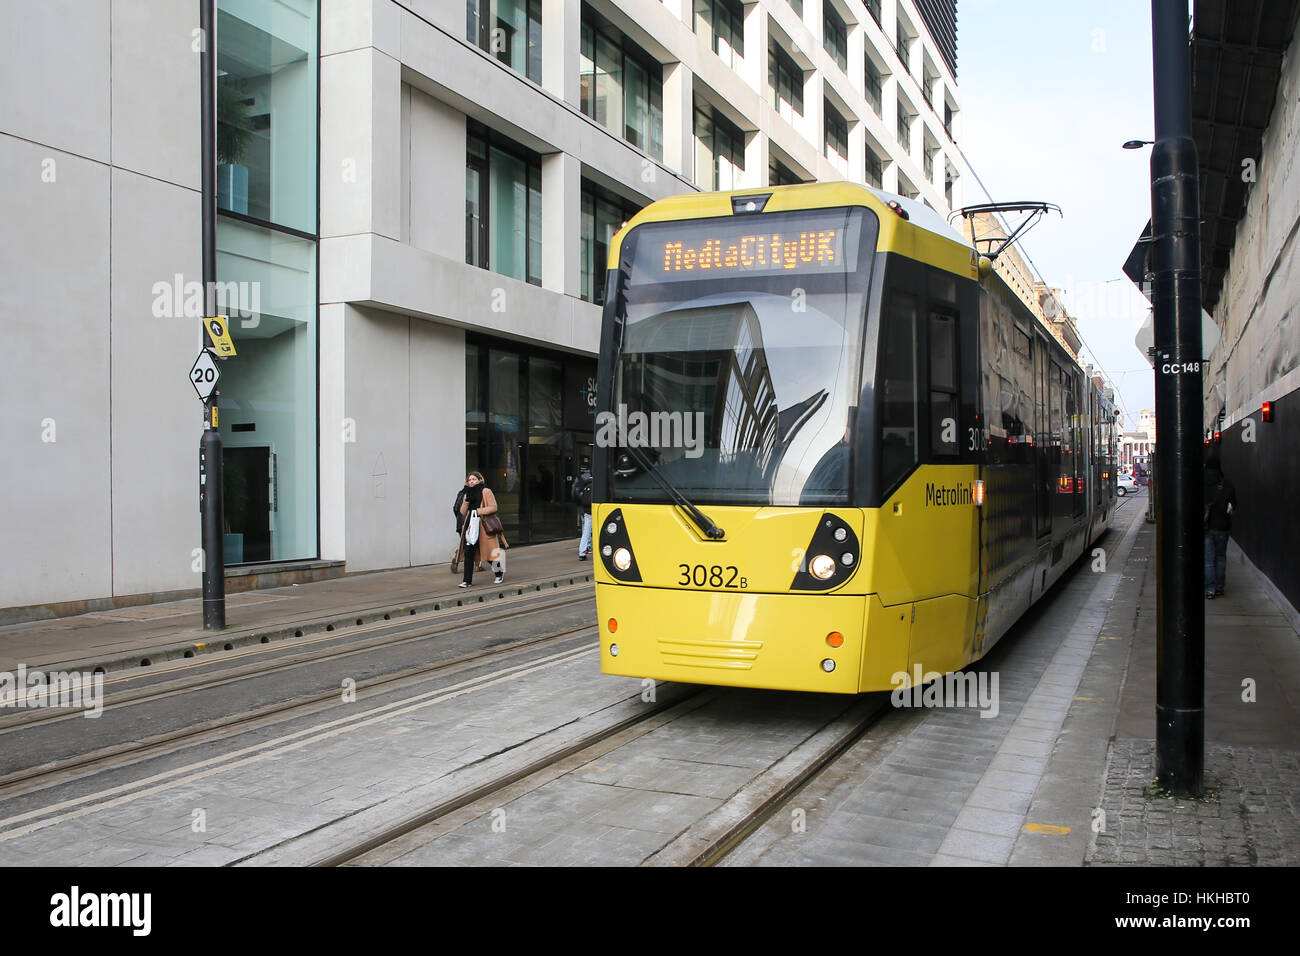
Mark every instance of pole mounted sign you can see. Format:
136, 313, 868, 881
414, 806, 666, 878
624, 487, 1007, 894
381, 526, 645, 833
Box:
189, 350, 221, 400
204, 315, 237, 357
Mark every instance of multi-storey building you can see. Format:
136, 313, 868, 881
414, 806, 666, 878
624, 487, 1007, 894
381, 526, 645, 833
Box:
0, 0, 964, 619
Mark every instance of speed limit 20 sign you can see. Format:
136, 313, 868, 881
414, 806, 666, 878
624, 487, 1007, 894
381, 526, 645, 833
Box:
189, 350, 221, 399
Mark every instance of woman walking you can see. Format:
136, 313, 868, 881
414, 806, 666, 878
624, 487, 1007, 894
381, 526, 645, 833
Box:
458, 471, 508, 587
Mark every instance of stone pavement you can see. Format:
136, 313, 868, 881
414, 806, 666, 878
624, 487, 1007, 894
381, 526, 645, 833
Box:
1073, 528, 1300, 866
723, 495, 1300, 868
0, 539, 593, 675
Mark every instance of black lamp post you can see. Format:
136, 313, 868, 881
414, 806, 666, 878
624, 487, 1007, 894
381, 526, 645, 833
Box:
1148, 0, 1204, 796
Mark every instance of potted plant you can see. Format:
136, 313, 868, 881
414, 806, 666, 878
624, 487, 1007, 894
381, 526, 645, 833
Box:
217, 81, 253, 214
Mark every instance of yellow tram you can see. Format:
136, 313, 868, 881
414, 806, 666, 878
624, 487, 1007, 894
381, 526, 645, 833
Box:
592, 182, 1117, 693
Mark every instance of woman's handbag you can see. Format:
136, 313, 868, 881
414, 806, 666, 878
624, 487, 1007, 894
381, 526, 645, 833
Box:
465, 511, 481, 545
480, 512, 504, 536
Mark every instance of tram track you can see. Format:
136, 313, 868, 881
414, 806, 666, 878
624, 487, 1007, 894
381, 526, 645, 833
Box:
0, 583, 594, 735
320, 684, 713, 867
0, 591, 596, 802
311, 688, 888, 868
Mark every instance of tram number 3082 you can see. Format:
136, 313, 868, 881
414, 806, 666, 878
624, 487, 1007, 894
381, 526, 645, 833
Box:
678, 564, 748, 589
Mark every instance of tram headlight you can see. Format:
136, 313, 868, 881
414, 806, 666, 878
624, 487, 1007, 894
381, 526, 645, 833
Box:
791, 513, 860, 591
809, 554, 837, 580
598, 508, 642, 582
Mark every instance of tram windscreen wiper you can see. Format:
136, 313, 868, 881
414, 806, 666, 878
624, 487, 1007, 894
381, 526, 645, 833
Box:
619, 442, 726, 540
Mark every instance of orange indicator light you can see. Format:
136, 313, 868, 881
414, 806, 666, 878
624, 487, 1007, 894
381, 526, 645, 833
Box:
608, 618, 618, 634
826, 632, 844, 648
973, 479, 986, 507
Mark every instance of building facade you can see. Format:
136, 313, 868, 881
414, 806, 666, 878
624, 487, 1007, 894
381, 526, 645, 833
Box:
1195, 2, 1300, 614
0, 0, 965, 619
1119, 409, 1154, 472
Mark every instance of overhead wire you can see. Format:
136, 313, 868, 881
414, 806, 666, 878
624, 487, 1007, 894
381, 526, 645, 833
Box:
949, 140, 1142, 429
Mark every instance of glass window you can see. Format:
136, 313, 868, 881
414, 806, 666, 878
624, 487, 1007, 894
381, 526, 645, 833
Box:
595, 31, 623, 135
864, 0, 880, 27
824, 102, 847, 165
526, 357, 566, 538
769, 157, 802, 186
487, 350, 523, 539
608, 207, 879, 507
466, 138, 486, 266
697, 0, 744, 67
489, 148, 527, 281
865, 148, 883, 188
769, 43, 803, 120
823, 3, 847, 71
580, 7, 663, 160
929, 312, 959, 456
216, 0, 319, 234
216, 219, 318, 563
466, 128, 542, 285
580, 22, 595, 117
580, 183, 644, 304
693, 102, 745, 191
864, 57, 883, 116
880, 293, 918, 494
467, 0, 542, 83
895, 22, 910, 66
897, 104, 912, 153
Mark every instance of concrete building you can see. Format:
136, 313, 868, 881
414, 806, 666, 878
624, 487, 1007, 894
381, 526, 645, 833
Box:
1119, 408, 1154, 472
0, 0, 966, 620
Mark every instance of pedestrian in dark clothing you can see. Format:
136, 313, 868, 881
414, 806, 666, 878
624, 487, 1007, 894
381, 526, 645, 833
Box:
1204, 456, 1237, 599
451, 485, 487, 574
574, 461, 593, 559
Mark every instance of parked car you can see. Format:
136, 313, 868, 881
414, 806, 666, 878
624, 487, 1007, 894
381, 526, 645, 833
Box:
1117, 473, 1138, 496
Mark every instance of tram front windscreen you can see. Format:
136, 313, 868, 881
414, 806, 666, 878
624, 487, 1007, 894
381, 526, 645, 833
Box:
606, 205, 879, 507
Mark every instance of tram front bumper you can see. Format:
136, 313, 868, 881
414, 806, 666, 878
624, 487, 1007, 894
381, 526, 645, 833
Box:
597, 584, 911, 694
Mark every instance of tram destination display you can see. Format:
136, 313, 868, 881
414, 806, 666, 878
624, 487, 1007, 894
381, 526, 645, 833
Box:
628, 208, 865, 284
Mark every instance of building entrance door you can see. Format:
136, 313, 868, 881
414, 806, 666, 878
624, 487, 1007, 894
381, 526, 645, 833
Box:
467, 338, 598, 546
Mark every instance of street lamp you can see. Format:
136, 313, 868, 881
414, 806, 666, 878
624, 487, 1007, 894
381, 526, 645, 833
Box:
1123, 139, 1155, 149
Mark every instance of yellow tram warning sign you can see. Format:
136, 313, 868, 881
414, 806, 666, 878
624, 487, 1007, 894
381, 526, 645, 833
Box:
204, 316, 237, 357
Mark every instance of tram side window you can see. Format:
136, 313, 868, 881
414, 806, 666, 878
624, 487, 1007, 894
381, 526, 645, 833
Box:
880, 293, 919, 494
929, 312, 960, 456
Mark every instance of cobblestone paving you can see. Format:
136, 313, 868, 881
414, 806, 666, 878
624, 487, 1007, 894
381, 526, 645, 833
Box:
1089, 739, 1300, 866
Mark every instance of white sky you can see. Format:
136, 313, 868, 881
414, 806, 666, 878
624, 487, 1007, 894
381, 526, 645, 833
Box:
956, 0, 1161, 425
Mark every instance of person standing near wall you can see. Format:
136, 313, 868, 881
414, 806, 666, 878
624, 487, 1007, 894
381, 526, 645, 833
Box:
1204, 455, 1237, 599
